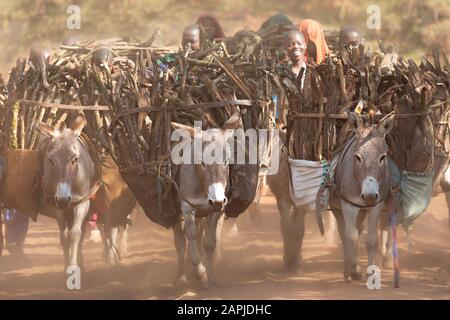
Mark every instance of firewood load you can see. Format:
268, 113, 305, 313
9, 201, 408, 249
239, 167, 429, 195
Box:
278, 41, 449, 228
103, 29, 276, 227
0, 37, 157, 219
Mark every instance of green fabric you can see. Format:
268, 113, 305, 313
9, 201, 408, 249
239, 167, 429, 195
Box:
155, 53, 177, 65
389, 159, 434, 229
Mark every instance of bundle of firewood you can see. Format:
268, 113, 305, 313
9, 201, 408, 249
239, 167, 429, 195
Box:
106, 29, 275, 170
281, 43, 449, 173
1, 33, 175, 155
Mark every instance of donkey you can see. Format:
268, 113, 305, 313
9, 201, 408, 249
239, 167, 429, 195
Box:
330, 112, 395, 282
171, 111, 240, 288
265, 130, 338, 272
37, 115, 135, 269
36, 116, 100, 271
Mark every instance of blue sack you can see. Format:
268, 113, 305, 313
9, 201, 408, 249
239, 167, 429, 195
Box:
389, 160, 433, 229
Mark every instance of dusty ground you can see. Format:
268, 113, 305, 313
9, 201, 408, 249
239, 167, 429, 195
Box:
0, 191, 449, 300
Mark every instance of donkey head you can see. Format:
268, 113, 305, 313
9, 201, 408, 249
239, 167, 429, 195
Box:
37, 116, 87, 209
351, 112, 395, 206
172, 111, 241, 210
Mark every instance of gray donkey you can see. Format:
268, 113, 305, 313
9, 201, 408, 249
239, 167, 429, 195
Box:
330, 112, 395, 282
171, 111, 241, 288
37, 116, 99, 270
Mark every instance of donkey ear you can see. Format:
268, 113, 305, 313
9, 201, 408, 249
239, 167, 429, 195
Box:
350, 112, 365, 131
171, 122, 197, 138
36, 121, 56, 137
221, 111, 241, 131
377, 112, 396, 135
70, 115, 87, 136
54, 113, 67, 131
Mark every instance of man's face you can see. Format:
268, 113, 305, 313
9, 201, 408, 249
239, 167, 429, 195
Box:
285, 32, 306, 63
201, 18, 217, 40
182, 28, 200, 51
342, 31, 362, 51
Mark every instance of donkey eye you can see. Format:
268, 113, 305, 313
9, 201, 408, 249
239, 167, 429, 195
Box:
72, 157, 78, 165
354, 154, 362, 163
380, 155, 387, 163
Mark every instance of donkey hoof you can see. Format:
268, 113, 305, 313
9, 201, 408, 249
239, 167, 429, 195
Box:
350, 271, 362, 281
174, 274, 188, 286
347, 264, 362, 281
198, 273, 210, 290
344, 269, 353, 283
284, 263, 303, 275
107, 255, 121, 266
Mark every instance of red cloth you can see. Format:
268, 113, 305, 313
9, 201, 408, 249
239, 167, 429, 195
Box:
298, 19, 329, 64
196, 13, 226, 39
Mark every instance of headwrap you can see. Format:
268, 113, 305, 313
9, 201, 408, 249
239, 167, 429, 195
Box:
196, 13, 226, 39
258, 13, 294, 33
298, 19, 329, 64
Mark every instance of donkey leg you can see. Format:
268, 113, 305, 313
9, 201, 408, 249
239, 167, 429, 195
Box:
68, 201, 90, 267
278, 199, 295, 271
202, 211, 224, 285
356, 212, 366, 236
106, 226, 120, 265
291, 206, 306, 272
324, 211, 339, 246
173, 219, 187, 284
214, 214, 225, 261
55, 211, 70, 269
181, 202, 207, 285
118, 223, 129, 257
341, 200, 362, 282
99, 223, 113, 265
0, 213, 3, 258
366, 204, 383, 270
445, 191, 450, 229
77, 220, 87, 272
380, 213, 393, 268
332, 210, 347, 270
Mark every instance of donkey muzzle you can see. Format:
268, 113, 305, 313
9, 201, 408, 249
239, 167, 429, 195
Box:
361, 176, 379, 205
208, 197, 228, 210
54, 183, 72, 209
208, 183, 228, 210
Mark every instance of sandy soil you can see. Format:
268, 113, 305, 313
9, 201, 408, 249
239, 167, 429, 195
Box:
0, 192, 449, 300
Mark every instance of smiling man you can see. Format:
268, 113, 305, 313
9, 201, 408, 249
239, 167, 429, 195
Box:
284, 30, 307, 83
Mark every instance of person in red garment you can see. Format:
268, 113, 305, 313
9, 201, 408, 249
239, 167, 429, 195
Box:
298, 19, 329, 64
195, 13, 226, 44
